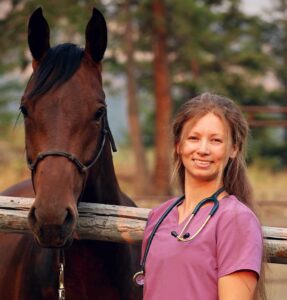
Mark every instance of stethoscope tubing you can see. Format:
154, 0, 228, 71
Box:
140, 195, 185, 273
133, 187, 225, 286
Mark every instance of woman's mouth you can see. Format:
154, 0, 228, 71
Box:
193, 159, 212, 168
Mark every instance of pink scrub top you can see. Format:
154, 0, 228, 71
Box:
141, 195, 263, 300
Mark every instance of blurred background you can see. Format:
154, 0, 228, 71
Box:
0, 0, 286, 298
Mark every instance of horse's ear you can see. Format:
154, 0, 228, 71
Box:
28, 7, 50, 62
85, 8, 107, 63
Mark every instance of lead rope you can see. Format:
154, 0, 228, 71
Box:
58, 249, 65, 300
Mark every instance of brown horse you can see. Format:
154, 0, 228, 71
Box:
0, 8, 141, 300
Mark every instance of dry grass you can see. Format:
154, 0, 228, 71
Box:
0, 128, 28, 191
0, 128, 286, 203
248, 164, 287, 203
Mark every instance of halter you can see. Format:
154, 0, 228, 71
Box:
25, 109, 116, 300
27, 108, 117, 192
58, 249, 65, 300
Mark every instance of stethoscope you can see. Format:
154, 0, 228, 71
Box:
133, 186, 225, 286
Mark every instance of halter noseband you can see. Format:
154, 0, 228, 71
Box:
26, 111, 116, 300
27, 109, 117, 188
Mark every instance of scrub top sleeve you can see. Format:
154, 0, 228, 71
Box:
217, 209, 263, 278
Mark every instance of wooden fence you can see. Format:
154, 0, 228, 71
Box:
241, 105, 287, 127
0, 196, 286, 264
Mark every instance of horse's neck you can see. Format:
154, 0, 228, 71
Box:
83, 144, 122, 204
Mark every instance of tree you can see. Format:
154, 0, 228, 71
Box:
152, 0, 172, 195
260, 0, 287, 166
123, 0, 150, 194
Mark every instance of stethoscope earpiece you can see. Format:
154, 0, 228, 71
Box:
170, 188, 223, 242
171, 231, 191, 239
183, 233, 190, 239
171, 231, 178, 238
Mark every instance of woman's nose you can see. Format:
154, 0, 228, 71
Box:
197, 139, 210, 155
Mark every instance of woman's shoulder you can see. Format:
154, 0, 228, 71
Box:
220, 195, 256, 213
218, 195, 261, 227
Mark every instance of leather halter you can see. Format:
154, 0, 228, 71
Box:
26, 109, 117, 193
26, 110, 117, 300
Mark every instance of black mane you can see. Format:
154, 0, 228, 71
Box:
28, 43, 84, 98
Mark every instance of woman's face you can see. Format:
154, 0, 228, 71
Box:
177, 112, 237, 185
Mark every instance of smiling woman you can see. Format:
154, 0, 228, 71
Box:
177, 113, 238, 195
137, 93, 266, 300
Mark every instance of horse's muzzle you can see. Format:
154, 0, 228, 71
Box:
28, 206, 77, 248
35, 224, 74, 248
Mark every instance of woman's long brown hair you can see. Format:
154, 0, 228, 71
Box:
172, 93, 267, 300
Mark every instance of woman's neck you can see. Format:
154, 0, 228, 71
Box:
182, 179, 225, 212
177, 179, 226, 224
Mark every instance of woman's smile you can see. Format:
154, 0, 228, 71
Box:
192, 159, 213, 168
177, 112, 237, 184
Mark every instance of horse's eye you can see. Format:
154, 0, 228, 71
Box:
94, 107, 106, 121
20, 105, 28, 117
27, 156, 32, 165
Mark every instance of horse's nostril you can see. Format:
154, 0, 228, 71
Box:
64, 208, 75, 226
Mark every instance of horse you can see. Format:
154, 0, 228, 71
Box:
0, 7, 142, 300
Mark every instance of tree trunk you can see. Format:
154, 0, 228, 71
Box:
152, 0, 172, 196
124, 0, 150, 195
191, 58, 200, 80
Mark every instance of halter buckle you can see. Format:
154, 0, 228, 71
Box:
58, 250, 65, 300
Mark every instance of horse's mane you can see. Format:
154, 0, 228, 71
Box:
28, 43, 84, 98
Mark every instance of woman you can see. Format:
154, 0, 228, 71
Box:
138, 93, 265, 300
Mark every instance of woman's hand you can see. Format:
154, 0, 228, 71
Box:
218, 270, 258, 300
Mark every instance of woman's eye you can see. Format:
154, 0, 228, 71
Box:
212, 138, 222, 143
188, 136, 198, 141
94, 107, 106, 121
19, 105, 28, 117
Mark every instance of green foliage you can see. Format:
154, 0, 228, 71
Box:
248, 128, 287, 170
0, 0, 286, 168
0, 77, 24, 128
167, 1, 271, 101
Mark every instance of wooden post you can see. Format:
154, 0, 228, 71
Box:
0, 196, 286, 264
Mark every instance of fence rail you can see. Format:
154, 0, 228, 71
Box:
241, 105, 287, 127
0, 196, 286, 264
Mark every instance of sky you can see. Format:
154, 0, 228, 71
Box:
241, 0, 273, 16
0, 0, 275, 19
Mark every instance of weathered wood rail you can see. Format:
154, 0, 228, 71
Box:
0, 196, 286, 264
241, 105, 287, 127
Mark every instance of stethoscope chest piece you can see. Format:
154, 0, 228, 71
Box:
133, 270, 145, 286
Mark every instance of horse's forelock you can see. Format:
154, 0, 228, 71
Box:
27, 43, 84, 99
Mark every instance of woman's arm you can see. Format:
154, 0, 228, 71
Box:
218, 270, 258, 300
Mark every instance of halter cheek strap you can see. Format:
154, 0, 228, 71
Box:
26, 111, 116, 300
26, 109, 116, 196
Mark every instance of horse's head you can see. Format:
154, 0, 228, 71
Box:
22, 8, 114, 247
